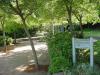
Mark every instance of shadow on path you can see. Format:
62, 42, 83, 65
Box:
0, 40, 49, 75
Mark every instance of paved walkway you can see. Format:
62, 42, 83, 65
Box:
0, 40, 49, 75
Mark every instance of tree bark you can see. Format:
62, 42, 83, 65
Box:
13, 32, 17, 44
79, 15, 83, 38
21, 18, 39, 68
67, 5, 74, 35
9, 0, 39, 68
64, 0, 74, 35
1, 19, 7, 52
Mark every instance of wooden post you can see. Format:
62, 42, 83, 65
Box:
90, 37, 94, 67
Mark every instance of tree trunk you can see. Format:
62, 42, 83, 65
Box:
52, 24, 54, 35
1, 20, 7, 52
21, 18, 39, 68
79, 16, 83, 32
13, 32, 17, 44
9, 0, 38, 68
79, 15, 83, 38
67, 5, 74, 34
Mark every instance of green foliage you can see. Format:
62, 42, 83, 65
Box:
74, 31, 84, 38
94, 40, 100, 66
0, 36, 13, 46
6, 26, 38, 38
6, 36, 13, 45
49, 56, 68, 73
28, 26, 39, 36
5, 21, 22, 33
0, 36, 4, 46
47, 32, 72, 73
70, 63, 100, 75
84, 29, 100, 37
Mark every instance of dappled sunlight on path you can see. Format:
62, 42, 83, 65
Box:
0, 40, 49, 75
12, 43, 47, 52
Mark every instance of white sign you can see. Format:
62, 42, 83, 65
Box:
74, 38, 90, 48
72, 37, 94, 67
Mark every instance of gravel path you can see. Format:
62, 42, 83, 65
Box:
0, 40, 49, 75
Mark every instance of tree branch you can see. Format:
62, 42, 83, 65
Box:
9, 3, 19, 15
25, 0, 37, 20
15, 0, 22, 16
73, 12, 80, 21
25, 11, 33, 20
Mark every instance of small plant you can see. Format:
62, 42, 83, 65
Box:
0, 36, 4, 46
70, 63, 100, 75
49, 56, 68, 73
0, 36, 13, 46
94, 40, 100, 66
6, 37, 13, 45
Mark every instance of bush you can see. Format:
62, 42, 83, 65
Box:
0, 36, 13, 47
70, 63, 100, 75
49, 56, 69, 73
6, 37, 13, 45
94, 40, 100, 66
0, 36, 4, 46
28, 26, 38, 36
74, 31, 84, 38
46, 32, 72, 73
6, 26, 38, 39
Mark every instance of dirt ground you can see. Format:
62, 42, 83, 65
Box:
0, 40, 49, 75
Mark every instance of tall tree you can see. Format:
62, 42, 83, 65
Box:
0, 15, 7, 52
57, 0, 84, 34
62, 0, 73, 33
0, 0, 39, 67
72, 0, 89, 36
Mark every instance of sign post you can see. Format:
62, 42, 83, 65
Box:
72, 37, 94, 67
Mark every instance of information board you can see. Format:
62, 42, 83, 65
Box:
72, 37, 94, 67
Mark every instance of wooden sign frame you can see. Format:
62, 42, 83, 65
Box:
72, 37, 94, 67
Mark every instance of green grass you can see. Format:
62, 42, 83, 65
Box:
84, 29, 100, 37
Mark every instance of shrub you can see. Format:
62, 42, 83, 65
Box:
28, 26, 38, 36
74, 31, 84, 38
6, 26, 38, 39
0, 36, 4, 46
94, 40, 100, 66
0, 36, 13, 47
70, 63, 100, 75
46, 32, 72, 73
6, 37, 13, 45
49, 56, 69, 73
